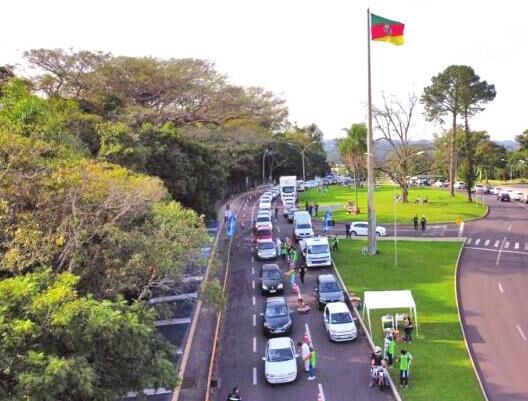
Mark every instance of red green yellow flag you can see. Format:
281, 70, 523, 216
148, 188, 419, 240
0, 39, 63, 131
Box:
371, 13, 405, 46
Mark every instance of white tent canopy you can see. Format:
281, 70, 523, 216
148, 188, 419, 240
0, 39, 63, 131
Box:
362, 290, 418, 336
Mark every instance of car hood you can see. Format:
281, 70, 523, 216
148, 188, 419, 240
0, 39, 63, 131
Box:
262, 277, 282, 287
265, 315, 291, 329
265, 358, 297, 376
320, 291, 344, 301
329, 322, 357, 333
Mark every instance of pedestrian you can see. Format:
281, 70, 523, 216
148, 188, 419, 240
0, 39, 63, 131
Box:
413, 215, 418, 230
285, 267, 296, 289
308, 345, 317, 380
299, 262, 306, 285
298, 340, 311, 373
398, 350, 413, 388
305, 201, 309, 211
345, 223, 351, 239
224, 209, 230, 223
387, 336, 396, 366
369, 346, 383, 387
314, 202, 319, 216
332, 236, 339, 252
383, 333, 391, 360
308, 204, 313, 216
226, 386, 241, 401
275, 237, 282, 256
403, 315, 414, 343
274, 205, 279, 220
420, 215, 426, 231
280, 242, 287, 261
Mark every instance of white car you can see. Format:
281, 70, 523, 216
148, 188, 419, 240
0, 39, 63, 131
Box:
263, 337, 298, 384
255, 239, 277, 260
512, 191, 525, 201
349, 222, 386, 237
323, 302, 358, 342
433, 180, 445, 188
454, 181, 466, 190
255, 213, 273, 230
490, 187, 502, 195
259, 200, 272, 210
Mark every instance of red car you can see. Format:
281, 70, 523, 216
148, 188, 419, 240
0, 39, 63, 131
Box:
255, 227, 273, 242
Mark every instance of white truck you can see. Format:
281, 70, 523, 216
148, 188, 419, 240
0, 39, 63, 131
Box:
293, 210, 313, 240
299, 236, 332, 268
279, 176, 297, 204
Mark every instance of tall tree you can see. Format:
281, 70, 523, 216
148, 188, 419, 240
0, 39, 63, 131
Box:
516, 129, 528, 151
475, 139, 507, 182
339, 123, 367, 207
422, 65, 469, 196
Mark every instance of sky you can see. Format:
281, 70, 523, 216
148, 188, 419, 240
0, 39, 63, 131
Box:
1, 0, 527, 142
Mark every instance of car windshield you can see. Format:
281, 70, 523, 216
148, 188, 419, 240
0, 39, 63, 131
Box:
282, 186, 295, 194
257, 216, 270, 222
268, 347, 293, 362
320, 282, 339, 292
263, 269, 281, 279
297, 223, 311, 229
258, 230, 271, 237
309, 245, 329, 254
331, 312, 352, 324
259, 242, 274, 250
266, 304, 288, 317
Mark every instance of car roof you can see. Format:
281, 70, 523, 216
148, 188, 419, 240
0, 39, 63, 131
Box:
351, 221, 367, 225
262, 263, 280, 270
318, 274, 337, 282
326, 302, 350, 313
266, 296, 287, 305
267, 337, 292, 348
257, 213, 271, 218
305, 236, 327, 243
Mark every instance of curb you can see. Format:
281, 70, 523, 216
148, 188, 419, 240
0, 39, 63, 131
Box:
332, 260, 403, 401
454, 241, 490, 401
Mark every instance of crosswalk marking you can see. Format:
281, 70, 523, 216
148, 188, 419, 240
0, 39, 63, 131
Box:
484, 240, 490, 246
495, 240, 500, 248
525, 243, 528, 251
504, 242, 510, 249
475, 239, 481, 245
466, 238, 472, 245
515, 242, 519, 250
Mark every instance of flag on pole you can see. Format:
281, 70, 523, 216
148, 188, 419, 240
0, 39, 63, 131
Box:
371, 13, 405, 46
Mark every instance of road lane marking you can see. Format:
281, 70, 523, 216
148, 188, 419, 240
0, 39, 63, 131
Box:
498, 282, 504, 293
252, 266, 255, 275
517, 325, 527, 341
515, 242, 519, 250
253, 314, 256, 327
252, 296, 256, 306
484, 239, 490, 246
277, 226, 281, 233
475, 239, 481, 245
496, 237, 507, 266
251, 256, 254, 263
504, 241, 510, 249
465, 246, 528, 256
305, 323, 313, 345
253, 367, 257, 385
494, 240, 500, 248
458, 222, 465, 237
318, 383, 326, 401
466, 238, 472, 245
252, 280, 255, 290
525, 243, 528, 250
508, 224, 512, 232
253, 336, 257, 352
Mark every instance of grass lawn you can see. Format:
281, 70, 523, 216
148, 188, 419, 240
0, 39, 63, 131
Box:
333, 240, 484, 401
299, 185, 487, 224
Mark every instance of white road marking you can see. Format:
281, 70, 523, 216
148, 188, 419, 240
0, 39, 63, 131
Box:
475, 239, 481, 245
496, 237, 507, 266
251, 256, 254, 263
305, 323, 313, 345
515, 242, 519, 250
318, 383, 326, 401
253, 336, 257, 352
465, 246, 528, 256
252, 266, 255, 275
252, 280, 255, 290
494, 240, 500, 248
466, 238, 472, 245
253, 367, 257, 385
277, 226, 281, 233
253, 314, 256, 327
517, 325, 527, 342
525, 243, 528, 250
498, 282, 504, 293
458, 222, 465, 237
508, 224, 512, 232
504, 241, 510, 249
252, 296, 256, 306
484, 239, 490, 246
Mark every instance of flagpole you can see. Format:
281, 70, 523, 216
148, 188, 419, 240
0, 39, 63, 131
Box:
367, 8, 377, 255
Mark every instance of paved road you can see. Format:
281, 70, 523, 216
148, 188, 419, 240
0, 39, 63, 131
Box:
458, 195, 528, 401
212, 196, 392, 401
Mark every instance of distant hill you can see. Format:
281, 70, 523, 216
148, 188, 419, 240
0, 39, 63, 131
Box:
494, 140, 519, 151
323, 139, 340, 163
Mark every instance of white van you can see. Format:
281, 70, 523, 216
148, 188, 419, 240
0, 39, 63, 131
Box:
299, 236, 331, 267
323, 302, 357, 342
293, 211, 313, 240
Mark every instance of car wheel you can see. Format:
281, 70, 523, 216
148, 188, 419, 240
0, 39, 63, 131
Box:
350, 231, 357, 236
376, 232, 381, 237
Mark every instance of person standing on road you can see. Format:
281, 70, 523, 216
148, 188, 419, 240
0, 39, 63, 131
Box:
398, 350, 413, 388
298, 340, 311, 373
275, 237, 282, 256
421, 215, 427, 231
308, 346, 317, 380
403, 315, 414, 343
299, 261, 306, 285
274, 205, 279, 220
314, 202, 319, 216
345, 223, 351, 239
285, 267, 296, 289
280, 242, 287, 261
305, 201, 309, 211
413, 215, 418, 230
226, 386, 241, 401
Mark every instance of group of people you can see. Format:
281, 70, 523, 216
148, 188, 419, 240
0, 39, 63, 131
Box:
413, 214, 427, 231
304, 201, 319, 217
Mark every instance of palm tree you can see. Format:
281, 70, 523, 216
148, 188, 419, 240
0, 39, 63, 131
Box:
339, 123, 367, 208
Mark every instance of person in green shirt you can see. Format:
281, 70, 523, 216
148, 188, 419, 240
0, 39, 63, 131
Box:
308, 346, 317, 380
399, 349, 413, 387
387, 336, 396, 366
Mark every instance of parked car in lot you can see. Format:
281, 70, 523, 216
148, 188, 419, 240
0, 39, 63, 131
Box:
348, 222, 387, 237
262, 337, 298, 384
433, 180, 446, 188
315, 274, 345, 310
261, 296, 292, 337
323, 302, 358, 342
256, 239, 277, 261
499, 192, 511, 202
490, 187, 502, 195
454, 181, 466, 190
259, 263, 283, 295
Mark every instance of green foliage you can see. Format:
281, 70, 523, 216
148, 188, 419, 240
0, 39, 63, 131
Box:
516, 129, 528, 151
201, 278, 225, 311
0, 270, 177, 401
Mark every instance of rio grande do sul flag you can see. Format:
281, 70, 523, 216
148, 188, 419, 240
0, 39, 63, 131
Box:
371, 13, 405, 46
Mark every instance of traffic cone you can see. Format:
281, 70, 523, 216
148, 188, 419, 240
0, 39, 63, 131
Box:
317, 392, 323, 401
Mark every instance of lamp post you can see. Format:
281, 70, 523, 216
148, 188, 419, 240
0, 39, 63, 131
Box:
393, 150, 424, 268
501, 158, 526, 181
287, 142, 316, 183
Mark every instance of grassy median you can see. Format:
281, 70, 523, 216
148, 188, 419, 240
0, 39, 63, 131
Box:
333, 240, 484, 401
300, 186, 486, 224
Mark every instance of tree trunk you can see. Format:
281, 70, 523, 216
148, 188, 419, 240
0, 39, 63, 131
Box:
401, 180, 409, 203
464, 112, 473, 202
449, 112, 457, 196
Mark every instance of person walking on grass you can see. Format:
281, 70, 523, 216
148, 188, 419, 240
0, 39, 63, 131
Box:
308, 346, 317, 380
413, 215, 418, 230
332, 236, 339, 252
403, 315, 414, 343
387, 336, 396, 366
421, 215, 427, 231
398, 350, 413, 388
